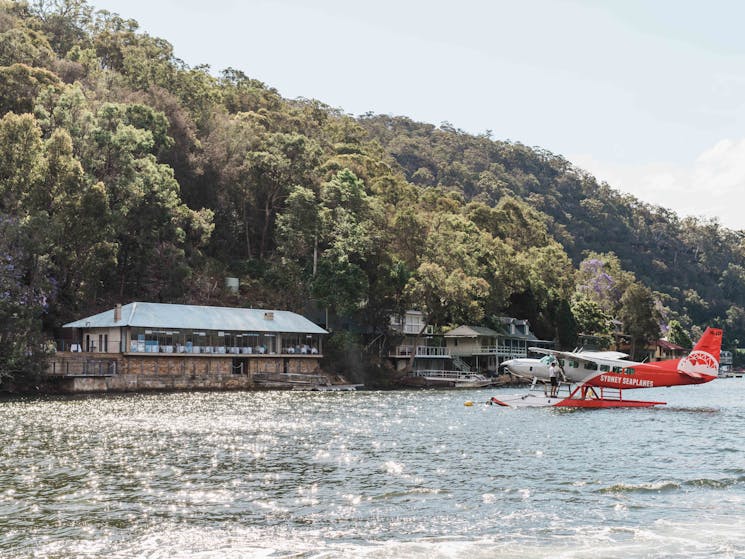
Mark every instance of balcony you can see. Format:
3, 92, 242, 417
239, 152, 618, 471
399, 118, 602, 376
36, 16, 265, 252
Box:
474, 345, 528, 358
391, 345, 449, 358
390, 324, 434, 335
125, 341, 320, 356
47, 357, 117, 377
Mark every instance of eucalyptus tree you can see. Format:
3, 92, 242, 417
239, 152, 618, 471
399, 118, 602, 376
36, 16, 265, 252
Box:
571, 296, 612, 348
28, 0, 94, 57
666, 319, 692, 349
402, 209, 490, 367
0, 214, 51, 385
619, 282, 661, 360
310, 169, 385, 315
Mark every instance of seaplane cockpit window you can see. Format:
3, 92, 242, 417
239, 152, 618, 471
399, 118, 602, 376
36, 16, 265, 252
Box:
599, 364, 610, 372
612, 366, 624, 373
624, 368, 635, 375
568, 360, 579, 368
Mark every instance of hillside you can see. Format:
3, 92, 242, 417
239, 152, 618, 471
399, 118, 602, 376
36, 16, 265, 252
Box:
0, 0, 743, 383
359, 115, 745, 325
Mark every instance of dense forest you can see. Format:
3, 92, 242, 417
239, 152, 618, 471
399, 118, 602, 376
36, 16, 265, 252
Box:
1, 0, 743, 386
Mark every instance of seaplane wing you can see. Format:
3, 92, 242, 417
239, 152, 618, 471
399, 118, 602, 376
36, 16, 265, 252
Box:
529, 347, 629, 362
527, 347, 632, 372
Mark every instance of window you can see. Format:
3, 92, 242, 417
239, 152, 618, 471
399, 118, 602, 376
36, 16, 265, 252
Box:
624, 368, 635, 375
599, 365, 610, 372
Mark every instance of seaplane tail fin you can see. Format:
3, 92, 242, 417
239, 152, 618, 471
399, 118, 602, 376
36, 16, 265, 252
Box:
678, 327, 722, 379
692, 327, 723, 360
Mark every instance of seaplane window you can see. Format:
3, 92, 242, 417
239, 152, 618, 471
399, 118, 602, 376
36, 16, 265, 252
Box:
625, 368, 635, 375
569, 360, 579, 368
599, 365, 610, 372
583, 362, 597, 370
612, 366, 624, 373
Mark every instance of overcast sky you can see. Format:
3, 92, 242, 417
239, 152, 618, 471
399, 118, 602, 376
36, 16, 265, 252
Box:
90, 0, 745, 230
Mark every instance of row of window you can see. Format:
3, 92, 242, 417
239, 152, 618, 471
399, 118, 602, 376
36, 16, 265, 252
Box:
559, 359, 635, 375
127, 329, 322, 355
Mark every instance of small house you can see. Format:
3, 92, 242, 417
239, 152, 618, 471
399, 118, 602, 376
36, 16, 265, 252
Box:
653, 339, 687, 361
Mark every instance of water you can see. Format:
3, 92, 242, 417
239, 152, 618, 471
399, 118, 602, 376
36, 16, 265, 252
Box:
1, 380, 745, 558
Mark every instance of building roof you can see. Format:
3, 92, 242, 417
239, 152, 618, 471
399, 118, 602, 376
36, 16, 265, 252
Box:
444, 325, 500, 338
497, 316, 529, 326
63, 302, 327, 334
657, 339, 686, 351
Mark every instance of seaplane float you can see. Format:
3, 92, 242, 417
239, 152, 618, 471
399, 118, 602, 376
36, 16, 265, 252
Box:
477, 327, 722, 409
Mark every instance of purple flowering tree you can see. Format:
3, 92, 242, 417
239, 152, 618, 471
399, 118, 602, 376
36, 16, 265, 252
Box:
575, 252, 635, 316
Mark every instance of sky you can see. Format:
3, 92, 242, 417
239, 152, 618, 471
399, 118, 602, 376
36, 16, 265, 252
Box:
90, 0, 745, 230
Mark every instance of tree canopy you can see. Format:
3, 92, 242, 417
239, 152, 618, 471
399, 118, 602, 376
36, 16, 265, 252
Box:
0, 0, 740, 383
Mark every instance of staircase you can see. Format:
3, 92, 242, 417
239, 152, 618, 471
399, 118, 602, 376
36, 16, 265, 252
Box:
451, 355, 473, 373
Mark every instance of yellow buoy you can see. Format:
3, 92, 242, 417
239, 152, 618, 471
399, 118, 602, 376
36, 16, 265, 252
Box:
464, 401, 474, 407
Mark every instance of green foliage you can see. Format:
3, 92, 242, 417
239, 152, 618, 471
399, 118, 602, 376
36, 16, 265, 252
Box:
274, 185, 319, 260
0, 63, 60, 114
575, 252, 635, 316
404, 262, 490, 329
0, 1, 738, 383
0, 214, 52, 385
0, 26, 55, 67
666, 319, 692, 349
572, 296, 612, 336
619, 283, 661, 359
30, 0, 94, 57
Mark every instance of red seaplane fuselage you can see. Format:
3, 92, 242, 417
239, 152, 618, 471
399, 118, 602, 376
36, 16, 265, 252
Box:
491, 327, 722, 408
583, 327, 722, 390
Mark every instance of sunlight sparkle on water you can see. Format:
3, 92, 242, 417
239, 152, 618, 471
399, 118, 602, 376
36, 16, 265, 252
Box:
1, 383, 745, 557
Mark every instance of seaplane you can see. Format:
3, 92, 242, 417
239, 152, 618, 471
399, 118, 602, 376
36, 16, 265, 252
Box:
489, 327, 722, 408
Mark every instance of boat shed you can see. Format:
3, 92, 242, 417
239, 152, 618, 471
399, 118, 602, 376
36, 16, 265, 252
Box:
63, 302, 326, 356
50, 302, 329, 393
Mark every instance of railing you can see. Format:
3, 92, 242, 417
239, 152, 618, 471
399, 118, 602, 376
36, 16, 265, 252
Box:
391, 345, 449, 357
390, 324, 431, 335
411, 370, 488, 381
416, 346, 449, 357
253, 372, 330, 386
126, 343, 320, 356
451, 355, 472, 372
47, 359, 117, 377
476, 345, 529, 357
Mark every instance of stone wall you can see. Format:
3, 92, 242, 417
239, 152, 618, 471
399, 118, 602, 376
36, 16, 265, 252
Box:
61, 373, 255, 393
47, 352, 324, 393
122, 355, 234, 376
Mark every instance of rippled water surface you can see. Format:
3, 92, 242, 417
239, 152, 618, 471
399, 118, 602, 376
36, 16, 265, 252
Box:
2, 380, 745, 558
